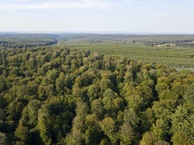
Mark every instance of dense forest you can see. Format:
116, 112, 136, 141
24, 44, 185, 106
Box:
0, 45, 194, 145
0, 34, 57, 49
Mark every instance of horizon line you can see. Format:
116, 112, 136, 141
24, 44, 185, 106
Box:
0, 31, 194, 35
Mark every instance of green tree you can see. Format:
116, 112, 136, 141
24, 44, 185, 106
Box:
65, 100, 89, 145
172, 131, 194, 145
100, 117, 118, 144
38, 97, 75, 145
84, 114, 103, 145
14, 122, 29, 143
0, 132, 9, 145
120, 122, 134, 145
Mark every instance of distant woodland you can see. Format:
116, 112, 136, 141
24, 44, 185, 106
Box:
0, 34, 194, 145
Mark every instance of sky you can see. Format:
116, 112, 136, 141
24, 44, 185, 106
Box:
0, 0, 194, 34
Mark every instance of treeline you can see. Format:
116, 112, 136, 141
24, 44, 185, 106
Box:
57, 34, 194, 47
0, 47, 194, 145
176, 42, 194, 47
1, 34, 194, 49
0, 34, 57, 49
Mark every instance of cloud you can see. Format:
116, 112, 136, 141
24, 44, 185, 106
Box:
13, 0, 31, 2
158, 12, 175, 18
159, 12, 167, 17
186, 12, 192, 16
0, 0, 113, 10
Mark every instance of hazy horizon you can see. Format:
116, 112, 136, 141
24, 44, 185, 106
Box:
0, 31, 194, 35
0, 0, 194, 34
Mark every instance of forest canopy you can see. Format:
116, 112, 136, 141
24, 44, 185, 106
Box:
0, 45, 194, 145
